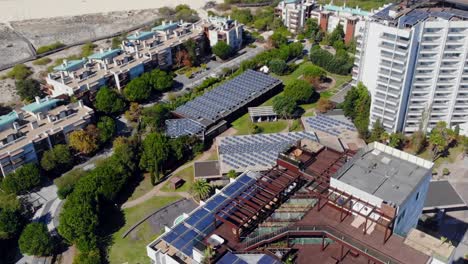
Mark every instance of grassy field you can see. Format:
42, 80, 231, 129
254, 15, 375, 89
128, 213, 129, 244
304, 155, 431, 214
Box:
415, 144, 464, 169
161, 165, 195, 193
231, 62, 351, 135
108, 195, 181, 264
232, 113, 289, 135
127, 174, 153, 201
316, 0, 394, 10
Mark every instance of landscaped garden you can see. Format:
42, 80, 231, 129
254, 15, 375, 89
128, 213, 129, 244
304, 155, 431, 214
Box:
107, 195, 181, 264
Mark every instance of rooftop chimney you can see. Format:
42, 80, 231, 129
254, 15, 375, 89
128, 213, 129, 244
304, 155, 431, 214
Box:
78, 100, 84, 108
35, 96, 41, 104
47, 115, 53, 123
100, 48, 104, 53
13, 122, 20, 131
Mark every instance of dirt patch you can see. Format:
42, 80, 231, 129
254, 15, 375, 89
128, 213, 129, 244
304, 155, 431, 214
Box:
11, 9, 161, 49
0, 24, 34, 68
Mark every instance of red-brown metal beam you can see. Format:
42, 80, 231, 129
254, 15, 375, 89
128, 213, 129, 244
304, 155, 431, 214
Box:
257, 180, 282, 193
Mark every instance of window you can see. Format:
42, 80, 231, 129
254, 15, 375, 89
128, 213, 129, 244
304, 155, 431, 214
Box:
415, 192, 419, 201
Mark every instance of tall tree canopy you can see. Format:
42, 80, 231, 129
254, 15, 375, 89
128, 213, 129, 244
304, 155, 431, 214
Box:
140, 133, 170, 180
284, 79, 314, 103
19, 223, 54, 256
94, 86, 125, 114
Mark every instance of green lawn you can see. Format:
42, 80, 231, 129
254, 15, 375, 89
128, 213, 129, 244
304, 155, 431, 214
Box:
108, 195, 181, 264
289, 119, 304, 132
416, 144, 464, 169
316, 0, 394, 10
161, 165, 195, 192
127, 174, 153, 201
232, 113, 288, 135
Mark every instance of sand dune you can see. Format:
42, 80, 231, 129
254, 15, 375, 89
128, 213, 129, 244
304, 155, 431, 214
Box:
0, 0, 218, 22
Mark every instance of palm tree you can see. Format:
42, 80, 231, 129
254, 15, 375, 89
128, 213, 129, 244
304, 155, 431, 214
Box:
227, 170, 237, 179
201, 246, 215, 264
191, 179, 212, 201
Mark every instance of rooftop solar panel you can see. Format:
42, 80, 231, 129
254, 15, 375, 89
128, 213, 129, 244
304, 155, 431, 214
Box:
173, 70, 281, 126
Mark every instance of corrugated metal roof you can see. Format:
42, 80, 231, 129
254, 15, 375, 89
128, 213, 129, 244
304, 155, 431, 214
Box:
88, 48, 121, 60
53, 59, 86, 72
127, 31, 154, 41
21, 98, 61, 113
0, 111, 19, 127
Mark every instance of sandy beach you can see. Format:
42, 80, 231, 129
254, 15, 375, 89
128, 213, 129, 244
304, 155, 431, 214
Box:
0, 0, 218, 22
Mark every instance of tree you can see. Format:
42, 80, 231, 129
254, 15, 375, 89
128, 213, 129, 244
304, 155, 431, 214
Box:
302, 64, 325, 83
273, 96, 296, 119
124, 77, 152, 102
19, 223, 54, 256
369, 119, 385, 143
328, 23, 344, 46
268, 59, 288, 75
212, 41, 232, 60
58, 192, 99, 252
150, 69, 173, 92
97, 116, 116, 144
342, 82, 370, 139
140, 133, 169, 182
0, 208, 23, 239
141, 104, 171, 131
316, 98, 334, 113
112, 137, 138, 173
124, 102, 141, 123
388, 133, 405, 149
284, 79, 314, 103
69, 129, 98, 155
227, 170, 237, 179
429, 121, 455, 161
74, 249, 101, 264
231, 8, 253, 24
183, 39, 198, 66
41, 144, 73, 173
1, 164, 42, 195
15, 79, 43, 102
411, 130, 426, 154
269, 31, 288, 48
94, 86, 125, 114
191, 179, 211, 201
201, 246, 215, 264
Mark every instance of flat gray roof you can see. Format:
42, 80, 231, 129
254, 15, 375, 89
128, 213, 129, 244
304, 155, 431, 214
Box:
194, 160, 221, 178
424, 181, 465, 209
334, 142, 432, 206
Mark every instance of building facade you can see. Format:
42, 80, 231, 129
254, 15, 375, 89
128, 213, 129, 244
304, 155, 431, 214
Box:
353, 1, 468, 133
45, 17, 243, 99
275, 0, 315, 33
0, 97, 93, 177
146, 141, 438, 264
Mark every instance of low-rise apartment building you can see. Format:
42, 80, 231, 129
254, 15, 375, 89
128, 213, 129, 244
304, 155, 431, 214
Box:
0, 97, 93, 177
353, 0, 468, 133
45, 17, 243, 99
203, 16, 243, 51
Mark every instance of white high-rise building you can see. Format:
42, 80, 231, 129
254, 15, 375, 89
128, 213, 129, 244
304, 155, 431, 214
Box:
353, 0, 468, 133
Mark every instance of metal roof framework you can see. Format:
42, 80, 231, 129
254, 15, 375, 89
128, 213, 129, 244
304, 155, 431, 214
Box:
215, 167, 302, 241
306, 179, 396, 243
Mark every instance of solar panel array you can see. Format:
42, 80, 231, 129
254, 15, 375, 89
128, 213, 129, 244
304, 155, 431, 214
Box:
165, 118, 205, 138
159, 171, 260, 258
218, 252, 282, 264
218, 132, 318, 172
174, 70, 281, 125
303, 114, 356, 136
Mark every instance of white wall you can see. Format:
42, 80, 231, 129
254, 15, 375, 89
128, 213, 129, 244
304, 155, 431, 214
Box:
45, 78, 75, 97
330, 178, 383, 211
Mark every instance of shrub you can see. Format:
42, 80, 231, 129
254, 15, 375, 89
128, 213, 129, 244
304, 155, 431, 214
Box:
54, 169, 87, 199
268, 59, 288, 75
32, 58, 52, 66
6, 64, 32, 80
443, 168, 450, 176
36, 42, 65, 54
